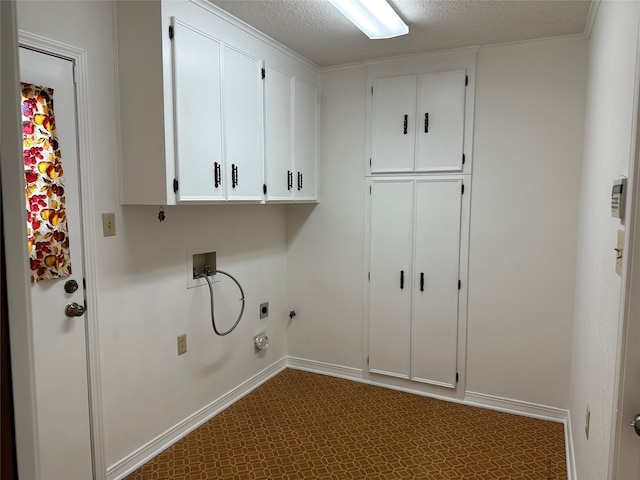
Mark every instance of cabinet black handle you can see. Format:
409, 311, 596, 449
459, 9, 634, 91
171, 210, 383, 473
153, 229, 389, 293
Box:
231, 164, 237, 188
214, 162, 220, 188
400, 270, 405, 290
235, 165, 239, 187
403, 114, 408, 134
424, 113, 429, 133
297, 171, 303, 191
287, 170, 293, 191
420, 272, 424, 292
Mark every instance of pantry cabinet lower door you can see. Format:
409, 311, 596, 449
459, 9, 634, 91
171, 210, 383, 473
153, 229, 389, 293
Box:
411, 178, 462, 387
368, 179, 414, 379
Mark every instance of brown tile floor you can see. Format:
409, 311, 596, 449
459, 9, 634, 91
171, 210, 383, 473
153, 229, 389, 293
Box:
125, 368, 567, 479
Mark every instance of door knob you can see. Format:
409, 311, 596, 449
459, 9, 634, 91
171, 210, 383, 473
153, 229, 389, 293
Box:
65, 302, 85, 317
630, 414, 640, 436
64, 279, 79, 294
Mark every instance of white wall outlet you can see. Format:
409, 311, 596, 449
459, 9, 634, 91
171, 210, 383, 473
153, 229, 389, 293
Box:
102, 212, 116, 237
177, 334, 187, 356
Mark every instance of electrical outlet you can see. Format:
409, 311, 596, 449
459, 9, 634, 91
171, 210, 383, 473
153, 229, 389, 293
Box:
585, 405, 590, 439
260, 302, 269, 319
102, 213, 116, 237
177, 334, 187, 356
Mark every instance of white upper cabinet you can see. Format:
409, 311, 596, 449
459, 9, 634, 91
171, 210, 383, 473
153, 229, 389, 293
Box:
372, 76, 417, 173
293, 79, 319, 201
264, 66, 293, 201
263, 70, 319, 203
115, 0, 319, 205
371, 69, 467, 174
415, 70, 466, 173
172, 19, 224, 202
222, 45, 264, 201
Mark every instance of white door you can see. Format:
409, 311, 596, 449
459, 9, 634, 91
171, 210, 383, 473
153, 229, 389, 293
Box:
293, 79, 318, 201
415, 70, 466, 173
19, 47, 93, 479
371, 76, 416, 173
368, 178, 413, 379
411, 178, 462, 387
614, 172, 640, 478
264, 65, 293, 201
223, 45, 263, 201
172, 17, 225, 202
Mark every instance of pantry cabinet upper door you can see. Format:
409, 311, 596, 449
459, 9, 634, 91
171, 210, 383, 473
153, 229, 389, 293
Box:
172, 19, 225, 202
371, 76, 416, 174
415, 70, 466, 173
223, 45, 264, 201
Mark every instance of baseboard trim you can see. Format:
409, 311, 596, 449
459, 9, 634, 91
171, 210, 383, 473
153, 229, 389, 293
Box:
464, 390, 568, 423
106, 357, 287, 480
565, 409, 577, 480
286, 356, 364, 381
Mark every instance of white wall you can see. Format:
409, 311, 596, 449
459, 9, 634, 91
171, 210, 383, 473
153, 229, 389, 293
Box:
286, 66, 367, 368
467, 39, 587, 408
16, 0, 631, 476
570, 2, 640, 478
288, 40, 587, 410
16, 1, 290, 472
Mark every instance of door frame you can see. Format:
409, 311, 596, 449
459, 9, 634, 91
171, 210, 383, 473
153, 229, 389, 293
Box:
10, 31, 105, 479
611, 14, 640, 479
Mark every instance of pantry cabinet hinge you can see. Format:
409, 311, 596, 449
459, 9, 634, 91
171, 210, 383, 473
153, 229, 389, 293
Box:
367, 356, 370, 366
263, 184, 267, 195
456, 372, 459, 383
169, 25, 174, 40
371, 86, 374, 95
369, 158, 372, 167
173, 178, 179, 193
370, 185, 372, 194
461, 183, 465, 195
458, 280, 461, 290
462, 154, 466, 165
368, 272, 370, 281
465, 75, 468, 86
261, 68, 266, 80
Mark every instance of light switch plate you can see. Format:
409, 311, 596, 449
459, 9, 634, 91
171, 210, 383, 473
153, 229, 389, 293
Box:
616, 229, 624, 277
102, 213, 116, 237
177, 334, 187, 356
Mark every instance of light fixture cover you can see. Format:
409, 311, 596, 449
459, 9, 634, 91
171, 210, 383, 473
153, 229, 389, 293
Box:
328, 0, 409, 40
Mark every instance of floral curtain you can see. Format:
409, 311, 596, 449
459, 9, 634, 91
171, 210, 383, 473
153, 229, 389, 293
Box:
21, 82, 72, 283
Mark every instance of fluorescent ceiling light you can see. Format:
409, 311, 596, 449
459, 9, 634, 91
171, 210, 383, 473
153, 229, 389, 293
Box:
328, 0, 409, 40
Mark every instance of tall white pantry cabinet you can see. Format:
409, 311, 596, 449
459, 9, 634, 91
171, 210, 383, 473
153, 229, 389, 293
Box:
366, 54, 475, 395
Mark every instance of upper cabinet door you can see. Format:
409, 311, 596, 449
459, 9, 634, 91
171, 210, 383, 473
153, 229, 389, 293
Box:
264, 66, 293, 201
172, 19, 225, 202
293, 79, 318, 201
223, 45, 264, 201
371, 76, 417, 174
415, 70, 466, 173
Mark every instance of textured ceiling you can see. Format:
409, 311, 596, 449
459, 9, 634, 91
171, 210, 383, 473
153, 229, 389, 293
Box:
208, 0, 593, 67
